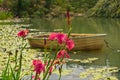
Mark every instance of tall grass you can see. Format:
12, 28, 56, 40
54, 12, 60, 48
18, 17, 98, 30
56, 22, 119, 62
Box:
0, 8, 13, 20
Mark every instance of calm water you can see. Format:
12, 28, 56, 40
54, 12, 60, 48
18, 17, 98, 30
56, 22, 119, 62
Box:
29, 17, 120, 79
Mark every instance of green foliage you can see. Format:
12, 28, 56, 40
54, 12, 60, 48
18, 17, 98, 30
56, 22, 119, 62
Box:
70, 0, 98, 13
10, 0, 32, 17
0, 26, 33, 80
87, 0, 120, 18
0, 0, 3, 3
2, 0, 119, 18
0, 0, 98, 18
32, 7, 48, 18
0, 9, 13, 20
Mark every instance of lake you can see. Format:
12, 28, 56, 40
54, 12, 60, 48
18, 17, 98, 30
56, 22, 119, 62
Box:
28, 17, 120, 79
1, 17, 120, 80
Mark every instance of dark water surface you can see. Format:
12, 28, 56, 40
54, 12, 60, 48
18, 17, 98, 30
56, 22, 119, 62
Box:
29, 17, 120, 79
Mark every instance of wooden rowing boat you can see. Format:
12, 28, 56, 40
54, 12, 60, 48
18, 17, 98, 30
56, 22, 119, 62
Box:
27, 33, 107, 51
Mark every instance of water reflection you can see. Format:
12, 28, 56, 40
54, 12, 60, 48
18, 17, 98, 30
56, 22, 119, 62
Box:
29, 17, 120, 79
30, 17, 120, 66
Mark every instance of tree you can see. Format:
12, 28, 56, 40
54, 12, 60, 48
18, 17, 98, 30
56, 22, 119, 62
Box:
17, 0, 22, 17
87, 0, 120, 18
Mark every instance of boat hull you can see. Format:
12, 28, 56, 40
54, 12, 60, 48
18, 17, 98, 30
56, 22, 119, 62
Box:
27, 34, 107, 51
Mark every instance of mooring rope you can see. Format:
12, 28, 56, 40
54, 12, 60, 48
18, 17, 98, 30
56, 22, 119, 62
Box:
104, 39, 120, 67
104, 40, 120, 53
104, 40, 115, 51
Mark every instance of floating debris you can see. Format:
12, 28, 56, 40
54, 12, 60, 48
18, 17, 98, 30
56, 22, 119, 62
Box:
67, 58, 99, 63
79, 67, 119, 80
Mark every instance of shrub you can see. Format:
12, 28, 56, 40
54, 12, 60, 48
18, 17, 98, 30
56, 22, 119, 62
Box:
0, 8, 13, 20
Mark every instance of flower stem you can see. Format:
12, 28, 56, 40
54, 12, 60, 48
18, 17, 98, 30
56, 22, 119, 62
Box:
34, 72, 38, 80
58, 65, 63, 80
16, 43, 27, 79
43, 50, 58, 80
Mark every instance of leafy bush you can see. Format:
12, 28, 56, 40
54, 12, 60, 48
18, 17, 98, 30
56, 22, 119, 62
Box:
32, 7, 48, 18
0, 8, 13, 20
87, 0, 120, 18
0, 0, 98, 18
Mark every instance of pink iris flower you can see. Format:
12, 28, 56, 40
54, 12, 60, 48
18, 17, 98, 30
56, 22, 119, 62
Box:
65, 38, 75, 50
49, 32, 57, 40
57, 50, 70, 59
49, 32, 66, 44
56, 33, 66, 44
49, 32, 75, 50
32, 60, 45, 74
17, 29, 29, 37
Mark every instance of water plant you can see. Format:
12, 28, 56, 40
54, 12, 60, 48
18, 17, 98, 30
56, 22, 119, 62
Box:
1, 29, 28, 80
79, 67, 119, 80
0, 9, 75, 80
